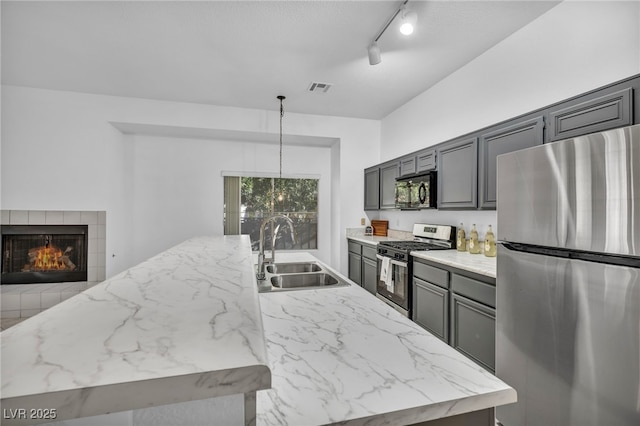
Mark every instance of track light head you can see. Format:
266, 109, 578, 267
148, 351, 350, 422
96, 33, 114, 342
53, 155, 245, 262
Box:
368, 41, 381, 66
400, 7, 417, 36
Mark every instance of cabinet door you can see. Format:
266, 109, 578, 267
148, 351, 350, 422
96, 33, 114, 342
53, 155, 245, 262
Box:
413, 277, 449, 342
479, 116, 544, 209
548, 87, 633, 142
348, 252, 362, 285
416, 149, 436, 172
379, 162, 399, 209
437, 137, 478, 209
399, 156, 416, 177
450, 293, 495, 372
364, 167, 380, 210
362, 257, 378, 295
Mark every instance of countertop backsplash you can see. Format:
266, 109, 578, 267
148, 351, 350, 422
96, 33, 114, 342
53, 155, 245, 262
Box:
371, 209, 498, 241
346, 227, 413, 240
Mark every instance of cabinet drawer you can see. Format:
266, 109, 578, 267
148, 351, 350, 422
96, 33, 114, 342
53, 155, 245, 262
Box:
413, 261, 449, 288
348, 241, 362, 255
451, 273, 495, 308
362, 245, 377, 261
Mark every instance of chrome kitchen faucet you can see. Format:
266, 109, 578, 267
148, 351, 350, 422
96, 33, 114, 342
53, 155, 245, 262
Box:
256, 214, 297, 281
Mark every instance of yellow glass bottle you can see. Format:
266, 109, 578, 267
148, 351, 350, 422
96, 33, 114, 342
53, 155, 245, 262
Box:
469, 224, 481, 254
484, 225, 497, 257
456, 223, 466, 252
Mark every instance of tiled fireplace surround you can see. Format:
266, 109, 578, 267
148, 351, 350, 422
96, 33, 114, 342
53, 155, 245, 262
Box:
1, 210, 106, 319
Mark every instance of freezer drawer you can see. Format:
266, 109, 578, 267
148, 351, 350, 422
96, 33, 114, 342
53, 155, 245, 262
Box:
496, 244, 640, 426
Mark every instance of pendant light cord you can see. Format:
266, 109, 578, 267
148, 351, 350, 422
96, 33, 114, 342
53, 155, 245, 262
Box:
278, 96, 285, 180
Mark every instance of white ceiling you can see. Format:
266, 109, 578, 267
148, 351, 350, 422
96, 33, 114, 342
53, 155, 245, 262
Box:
1, 1, 561, 120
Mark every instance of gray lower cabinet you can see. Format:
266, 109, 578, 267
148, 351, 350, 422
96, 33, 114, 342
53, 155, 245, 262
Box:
478, 116, 544, 209
450, 293, 496, 373
362, 257, 378, 295
379, 162, 399, 209
348, 241, 362, 285
413, 277, 448, 342
412, 257, 496, 372
347, 240, 378, 295
437, 137, 478, 209
364, 167, 380, 210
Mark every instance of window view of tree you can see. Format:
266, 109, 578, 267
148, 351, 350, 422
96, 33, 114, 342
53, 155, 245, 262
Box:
225, 177, 318, 251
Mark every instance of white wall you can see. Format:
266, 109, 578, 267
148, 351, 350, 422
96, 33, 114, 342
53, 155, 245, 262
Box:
376, 0, 640, 239
129, 134, 332, 264
1, 86, 380, 276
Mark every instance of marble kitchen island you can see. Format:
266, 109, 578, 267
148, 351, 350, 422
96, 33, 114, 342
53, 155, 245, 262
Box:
256, 252, 515, 426
1, 236, 515, 426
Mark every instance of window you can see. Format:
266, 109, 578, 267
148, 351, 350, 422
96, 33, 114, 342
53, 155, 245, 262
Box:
224, 176, 318, 251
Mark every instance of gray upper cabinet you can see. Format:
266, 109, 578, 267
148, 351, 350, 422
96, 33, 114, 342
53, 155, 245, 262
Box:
399, 156, 417, 177
362, 74, 638, 212
478, 116, 544, 209
548, 87, 633, 142
379, 161, 399, 209
437, 137, 478, 210
364, 167, 380, 210
416, 149, 436, 173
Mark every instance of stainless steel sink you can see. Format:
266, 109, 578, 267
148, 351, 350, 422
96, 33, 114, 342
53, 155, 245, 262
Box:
271, 272, 338, 289
256, 261, 349, 292
266, 262, 322, 274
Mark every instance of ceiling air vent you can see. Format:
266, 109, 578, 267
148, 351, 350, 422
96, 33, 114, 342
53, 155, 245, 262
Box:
308, 82, 332, 93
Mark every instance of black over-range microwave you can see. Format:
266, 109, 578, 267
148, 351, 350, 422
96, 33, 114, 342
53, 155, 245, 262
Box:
395, 172, 437, 209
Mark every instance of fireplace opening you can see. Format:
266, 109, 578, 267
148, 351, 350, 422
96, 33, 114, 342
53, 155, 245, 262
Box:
1, 225, 88, 284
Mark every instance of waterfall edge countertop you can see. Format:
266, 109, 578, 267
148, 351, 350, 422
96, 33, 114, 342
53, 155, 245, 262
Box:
256, 252, 515, 425
0, 236, 270, 424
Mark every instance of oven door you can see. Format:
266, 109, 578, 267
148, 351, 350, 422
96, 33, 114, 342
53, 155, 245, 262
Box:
376, 254, 410, 316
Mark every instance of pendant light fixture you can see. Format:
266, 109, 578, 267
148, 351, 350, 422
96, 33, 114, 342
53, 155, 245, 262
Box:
277, 95, 286, 202
367, 0, 418, 66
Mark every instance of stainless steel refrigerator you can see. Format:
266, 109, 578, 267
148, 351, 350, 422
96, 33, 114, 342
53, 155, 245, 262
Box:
496, 124, 640, 425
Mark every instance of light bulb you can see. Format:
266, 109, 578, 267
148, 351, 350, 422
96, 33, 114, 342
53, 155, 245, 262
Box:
400, 22, 414, 35
277, 193, 284, 202
400, 10, 417, 36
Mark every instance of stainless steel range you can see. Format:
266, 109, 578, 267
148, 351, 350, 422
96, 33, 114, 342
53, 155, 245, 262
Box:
376, 224, 456, 317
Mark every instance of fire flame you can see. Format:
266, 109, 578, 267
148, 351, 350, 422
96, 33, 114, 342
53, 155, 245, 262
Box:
33, 245, 65, 270
24, 244, 75, 272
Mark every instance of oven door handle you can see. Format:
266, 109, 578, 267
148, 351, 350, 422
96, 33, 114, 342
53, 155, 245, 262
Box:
376, 254, 408, 268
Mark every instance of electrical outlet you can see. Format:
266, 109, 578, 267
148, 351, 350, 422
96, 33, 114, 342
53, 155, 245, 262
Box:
360, 217, 366, 226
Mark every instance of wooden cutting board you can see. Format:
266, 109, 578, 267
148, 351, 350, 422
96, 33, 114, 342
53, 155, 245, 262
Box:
371, 220, 389, 236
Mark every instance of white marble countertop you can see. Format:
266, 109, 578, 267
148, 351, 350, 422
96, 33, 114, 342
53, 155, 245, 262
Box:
256, 252, 515, 425
346, 234, 400, 246
2, 236, 511, 426
347, 229, 496, 278
411, 250, 497, 278
1, 236, 271, 424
